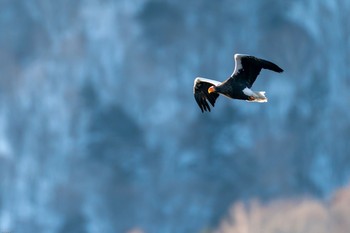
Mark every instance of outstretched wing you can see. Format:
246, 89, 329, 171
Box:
193, 77, 221, 112
232, 54, 283, 88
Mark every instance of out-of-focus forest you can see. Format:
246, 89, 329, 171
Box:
0, 0, 349, 233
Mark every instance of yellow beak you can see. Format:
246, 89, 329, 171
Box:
208, 86, 215, 94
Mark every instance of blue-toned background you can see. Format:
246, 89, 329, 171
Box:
1, 1, 350, 233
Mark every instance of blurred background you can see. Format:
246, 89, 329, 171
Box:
0, 0, 350, 232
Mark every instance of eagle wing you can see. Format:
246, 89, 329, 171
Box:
193, 77, 221, 112
232, 54, 284, 88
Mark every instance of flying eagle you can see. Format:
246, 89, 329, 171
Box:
193, 54, 283, 112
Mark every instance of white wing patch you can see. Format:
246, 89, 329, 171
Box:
194, 77, 222, 87
232, 53, 249, 76
242, 87, 256, 97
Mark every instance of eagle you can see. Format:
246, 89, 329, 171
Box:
193, 54, 284, 112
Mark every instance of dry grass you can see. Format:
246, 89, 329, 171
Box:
214, 185, 350, 233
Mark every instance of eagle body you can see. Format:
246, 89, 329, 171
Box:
215, 77, 250, 100
193, 54, 283, 112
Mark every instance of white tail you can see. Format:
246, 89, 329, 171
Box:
247, 91, 268, 102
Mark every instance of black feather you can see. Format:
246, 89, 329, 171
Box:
193, 79, 220, 112
259, 58, 284, 73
